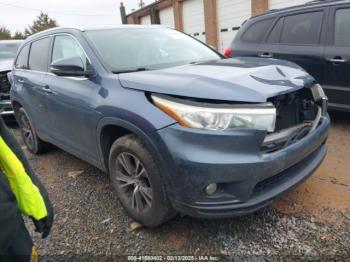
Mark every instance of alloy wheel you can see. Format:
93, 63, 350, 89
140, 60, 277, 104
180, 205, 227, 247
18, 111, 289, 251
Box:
18, 111, 34, 150
115, 152, 153, 213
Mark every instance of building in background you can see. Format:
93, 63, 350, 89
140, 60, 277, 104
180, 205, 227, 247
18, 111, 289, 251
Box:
121, 0, 311, 52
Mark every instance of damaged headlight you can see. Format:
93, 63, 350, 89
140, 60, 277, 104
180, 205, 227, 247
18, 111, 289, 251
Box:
311, 84, 326, 101
152, 94, 276, 132
311, 83, 328, 115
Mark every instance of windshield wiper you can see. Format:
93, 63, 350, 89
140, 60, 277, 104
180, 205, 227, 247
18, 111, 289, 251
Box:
189, 59, 220, 65
112, 67, 150, 74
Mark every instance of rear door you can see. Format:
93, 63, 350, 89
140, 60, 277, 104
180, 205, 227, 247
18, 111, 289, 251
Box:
323, 5, 350, 110
13, 37, 52, 135
258, 8, 328, 84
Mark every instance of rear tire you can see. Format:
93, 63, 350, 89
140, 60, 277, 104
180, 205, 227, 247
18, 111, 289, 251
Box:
16, 107, 51, 154
108, 134, 175, 227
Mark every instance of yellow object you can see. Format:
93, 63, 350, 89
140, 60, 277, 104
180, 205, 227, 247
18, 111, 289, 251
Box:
0, 137, 47, 220
31, 246, 38, 262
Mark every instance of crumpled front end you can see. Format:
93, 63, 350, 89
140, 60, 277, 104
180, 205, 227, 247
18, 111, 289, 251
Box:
151, 84, 330, 218
0, 71, 13, 116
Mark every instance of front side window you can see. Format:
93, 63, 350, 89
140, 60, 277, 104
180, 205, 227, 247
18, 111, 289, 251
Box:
280, 12, 323, 45
0, 42, 21, 60
15, 45, 30, 69
52, 35, 88, 68
242, 19, 273, 43
334, 8, 350, 46
28, 37, 51, 72
84, 28, 220, 72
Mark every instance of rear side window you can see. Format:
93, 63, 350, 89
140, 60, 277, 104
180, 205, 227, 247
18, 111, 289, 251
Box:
241, 19, 273, 43
266, 18, 283, 43
280, 12, 323, 45
28, 37, 51, 72
334, 8, 350, 46
15, 45, 30, 69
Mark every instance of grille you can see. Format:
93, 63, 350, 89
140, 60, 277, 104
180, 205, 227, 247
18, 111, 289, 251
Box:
0, 71, 11, 94
269, 88, 317, 132
262, 88, 319, 153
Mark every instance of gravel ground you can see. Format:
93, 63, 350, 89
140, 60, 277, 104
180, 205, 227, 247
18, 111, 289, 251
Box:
8, 111, 350, 260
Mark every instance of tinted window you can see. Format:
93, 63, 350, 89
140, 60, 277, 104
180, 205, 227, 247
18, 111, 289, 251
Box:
334, 8, 350, 46
241, 19, 273, 43
52, 35, 88, 69
266, 18, 283, 43
29, 37, 51, 71
280, 12, 323, 45
15, 45, 30, 69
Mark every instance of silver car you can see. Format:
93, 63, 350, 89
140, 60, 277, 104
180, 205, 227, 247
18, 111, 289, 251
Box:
0, 40, 23, 116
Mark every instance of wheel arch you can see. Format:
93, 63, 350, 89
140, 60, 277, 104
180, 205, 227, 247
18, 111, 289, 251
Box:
97, 117, 162, 173
11, 99, 38, 131
11, 100, 23, 115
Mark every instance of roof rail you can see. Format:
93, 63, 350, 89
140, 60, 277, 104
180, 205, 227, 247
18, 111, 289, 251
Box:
253, 0, 348, 18
306, 0, 347, 4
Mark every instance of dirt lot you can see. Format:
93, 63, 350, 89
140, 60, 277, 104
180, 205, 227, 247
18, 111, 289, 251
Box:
10, 111, 350, 260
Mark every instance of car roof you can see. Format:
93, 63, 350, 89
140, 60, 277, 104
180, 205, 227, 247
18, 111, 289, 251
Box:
253, 0, 350, 19
25, 25, 167, 41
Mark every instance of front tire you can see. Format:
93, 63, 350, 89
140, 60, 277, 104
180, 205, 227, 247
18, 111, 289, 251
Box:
16, 107, 51, 154
108, 134, 175, 227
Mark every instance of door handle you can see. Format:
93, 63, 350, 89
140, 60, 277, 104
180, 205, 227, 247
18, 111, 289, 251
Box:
40, 85, 53, 94
328, 57, 346, 63
259, 52, 273, 58
17, 78, 25, 83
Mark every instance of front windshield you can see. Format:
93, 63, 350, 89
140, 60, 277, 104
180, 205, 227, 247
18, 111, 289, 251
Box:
0, 42, 21, 60
84, 27, 220, 72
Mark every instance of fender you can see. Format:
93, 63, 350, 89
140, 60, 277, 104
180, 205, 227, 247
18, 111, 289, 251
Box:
96, 117, 168, 173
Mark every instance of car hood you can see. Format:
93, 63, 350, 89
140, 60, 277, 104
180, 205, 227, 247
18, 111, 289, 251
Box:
118, 57, 315, 103
0, 58, 13, 72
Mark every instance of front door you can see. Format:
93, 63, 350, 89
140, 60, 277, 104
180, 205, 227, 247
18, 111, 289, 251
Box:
45, 34, 100, 163
324, 6, 350, 110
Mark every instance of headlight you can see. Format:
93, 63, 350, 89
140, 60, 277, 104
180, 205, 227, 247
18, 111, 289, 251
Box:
152, 94, 276, 132
7, 72, 13, 85
311, 84, 327, 102
311, 83, 328, 115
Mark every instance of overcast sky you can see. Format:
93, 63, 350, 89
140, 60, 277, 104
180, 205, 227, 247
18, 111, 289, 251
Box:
0, 0, 155, 34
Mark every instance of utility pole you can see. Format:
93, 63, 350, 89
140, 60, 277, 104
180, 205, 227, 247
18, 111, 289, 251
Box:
120, 1, 127, 24
138, 0, 145, 8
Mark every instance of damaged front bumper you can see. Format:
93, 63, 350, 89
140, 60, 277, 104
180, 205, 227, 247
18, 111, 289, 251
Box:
153, 113, 330, 218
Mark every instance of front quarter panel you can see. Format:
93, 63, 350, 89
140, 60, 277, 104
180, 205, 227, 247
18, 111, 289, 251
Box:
93, 76, 176, 133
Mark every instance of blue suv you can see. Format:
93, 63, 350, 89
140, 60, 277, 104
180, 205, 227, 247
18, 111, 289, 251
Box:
10, 26, 330, 226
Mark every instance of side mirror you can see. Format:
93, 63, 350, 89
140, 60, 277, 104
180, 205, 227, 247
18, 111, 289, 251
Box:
49, 56, 94, 77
